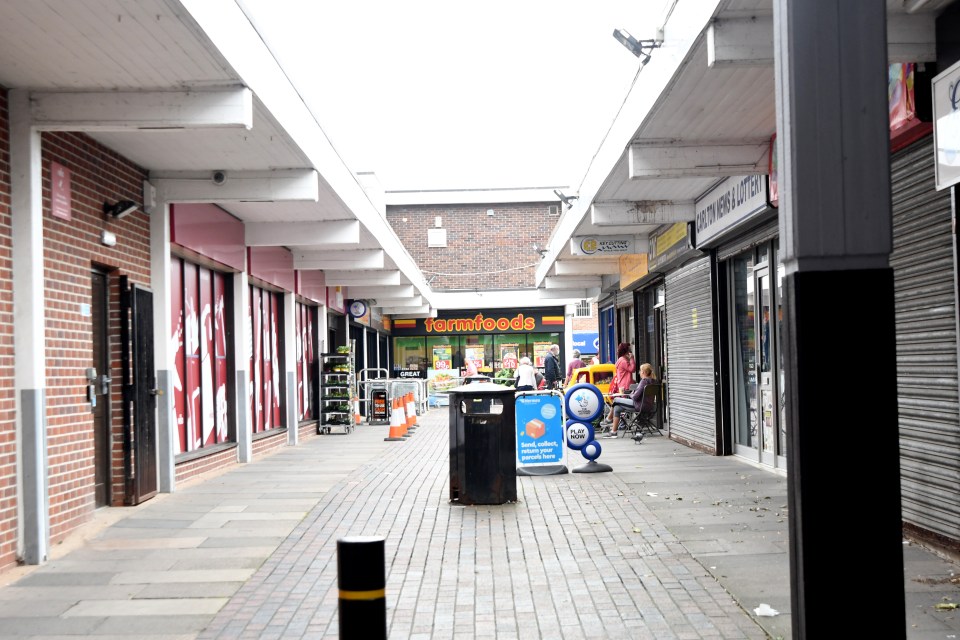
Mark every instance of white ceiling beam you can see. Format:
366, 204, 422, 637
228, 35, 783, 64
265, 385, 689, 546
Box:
371, 296, 424, 307
347, 285, 416, 299
293, 249, 385, 270
29, 88, 253, 131
707, 14, 935, 66
381, 305, 432, 315
535, 288, 600, 300
544, 276, 603, 290
153, 169, 319, 203
245, 220, 359, 247
591, 201, 696, 226
324, 270, 402, 286
629, 140, 769, 179
707, 16, 773, 68
370, 296, 423, 307
887, 13, 937, 62
553, 260, 622, 276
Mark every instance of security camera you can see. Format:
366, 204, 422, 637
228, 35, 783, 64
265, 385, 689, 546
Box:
103, 199, 138, 220
212, 170, 227, 185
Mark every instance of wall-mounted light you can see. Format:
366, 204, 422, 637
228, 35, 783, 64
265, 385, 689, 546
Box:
100, 230, 117, 247
486, 209, 495, 216
612, 28, 662, 65
553, 189, 579, 209
103, 199, 138, 220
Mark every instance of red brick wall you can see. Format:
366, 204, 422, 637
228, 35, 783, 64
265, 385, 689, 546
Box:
41, 132, 150, 541
386, 202, 557, 290
0, 92, 17, 574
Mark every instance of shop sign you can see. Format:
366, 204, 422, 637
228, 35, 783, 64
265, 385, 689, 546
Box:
933, 58, 960, 191
50, 161, 72, 221
397, 369, 424, 379
424, 313, 536, 333
619, 253, 649, 289
648, 222, 695, 272
569, 235, 635, 256
572, 331, 599, 355
694, 175, 769, 248
327, 286, 345, 313
391, 309, 565, 335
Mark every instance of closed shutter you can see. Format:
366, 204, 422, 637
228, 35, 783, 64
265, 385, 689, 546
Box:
890, 138, 960, 541
615, 291, 633, 307
664, 256, 715, 447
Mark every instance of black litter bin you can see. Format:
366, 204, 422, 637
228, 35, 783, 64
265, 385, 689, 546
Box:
448, 382, 517, 505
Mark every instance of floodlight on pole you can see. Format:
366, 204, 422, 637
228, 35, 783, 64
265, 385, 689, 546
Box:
612, 28, 662, 65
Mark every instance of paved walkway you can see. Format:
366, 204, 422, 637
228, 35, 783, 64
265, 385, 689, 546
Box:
0, 409, 958, 639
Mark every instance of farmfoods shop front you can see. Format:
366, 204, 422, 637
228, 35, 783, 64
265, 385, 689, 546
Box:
390, 307, 566, 384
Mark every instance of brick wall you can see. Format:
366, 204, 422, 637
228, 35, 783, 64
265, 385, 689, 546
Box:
386, 202, 557, 290
41, 131, 150, 541
0, 92, 16, 574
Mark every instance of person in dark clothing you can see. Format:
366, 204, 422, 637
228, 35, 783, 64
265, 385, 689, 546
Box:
543, 344, 563, 389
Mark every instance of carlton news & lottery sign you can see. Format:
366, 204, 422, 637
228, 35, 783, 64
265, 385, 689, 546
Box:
694, 175, 769, 248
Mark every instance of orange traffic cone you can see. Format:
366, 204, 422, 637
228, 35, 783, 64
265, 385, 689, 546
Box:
384, 398, 404, 441
405, 392, 418, 431
394, 396, 410, 437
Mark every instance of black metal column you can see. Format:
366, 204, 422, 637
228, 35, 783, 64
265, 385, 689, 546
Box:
773, 1, 906, 636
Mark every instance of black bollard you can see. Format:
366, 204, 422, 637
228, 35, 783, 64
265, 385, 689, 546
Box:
337, 536, 387, 640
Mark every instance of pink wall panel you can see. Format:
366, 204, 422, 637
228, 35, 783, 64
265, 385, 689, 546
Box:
170, 204, 245, 271
296, 270, 326, 304
248, 246, 294, 292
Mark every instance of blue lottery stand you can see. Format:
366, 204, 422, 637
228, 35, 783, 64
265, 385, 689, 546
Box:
563, 384, 612, 474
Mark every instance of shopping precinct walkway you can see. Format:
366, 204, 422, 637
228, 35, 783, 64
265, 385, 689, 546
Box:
0, 409, 958, 639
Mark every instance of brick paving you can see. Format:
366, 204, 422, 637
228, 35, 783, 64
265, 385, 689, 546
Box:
198, 410, 767, 640
1, 406, 958, 638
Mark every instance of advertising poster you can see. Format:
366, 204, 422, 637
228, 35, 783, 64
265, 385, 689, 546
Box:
515, 393, 565, 472
432, 344, 452, 370
500, 344, 519, 369
464, 344, 485, 371
533, 342, 551, 367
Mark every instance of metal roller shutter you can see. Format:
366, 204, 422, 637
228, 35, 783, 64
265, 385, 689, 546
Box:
615, 291, 633, 307
716, 216, 779, 262
665, 256, 715, 447
890, 138, 960, 542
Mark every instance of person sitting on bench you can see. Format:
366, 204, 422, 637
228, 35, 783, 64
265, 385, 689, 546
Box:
603, 362, 656, 438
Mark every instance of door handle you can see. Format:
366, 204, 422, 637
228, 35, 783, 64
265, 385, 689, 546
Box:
99, 374, 112, 395
149, 388, 164, 396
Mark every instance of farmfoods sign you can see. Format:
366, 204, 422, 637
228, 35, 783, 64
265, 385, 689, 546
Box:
390, 309, 566, 335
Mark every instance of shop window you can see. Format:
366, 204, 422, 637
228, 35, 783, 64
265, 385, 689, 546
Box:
296, 303, 318, 421
171, 259, 232, 455
250, 286, 284, 434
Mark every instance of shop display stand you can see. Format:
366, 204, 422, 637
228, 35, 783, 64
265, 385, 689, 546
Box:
319, 341, 356, 435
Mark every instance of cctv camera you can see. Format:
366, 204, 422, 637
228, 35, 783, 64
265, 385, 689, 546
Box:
212, 171, 227, 185
103, 199, 138, 220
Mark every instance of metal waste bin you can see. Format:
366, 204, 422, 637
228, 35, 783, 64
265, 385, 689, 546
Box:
448, 382, 517, 505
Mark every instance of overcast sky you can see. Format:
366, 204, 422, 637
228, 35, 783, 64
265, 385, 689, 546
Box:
240, 1, 661, 192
